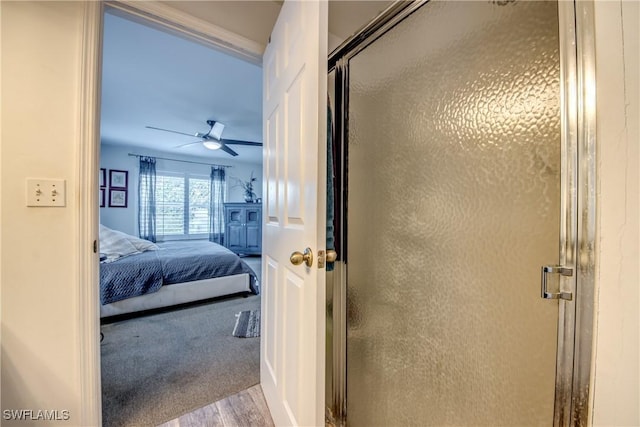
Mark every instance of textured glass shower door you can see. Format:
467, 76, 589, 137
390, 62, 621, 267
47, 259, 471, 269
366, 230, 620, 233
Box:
346, 1, 562, 425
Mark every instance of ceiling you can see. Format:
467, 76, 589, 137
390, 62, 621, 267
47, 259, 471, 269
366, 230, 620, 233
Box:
100, 1, 392, 164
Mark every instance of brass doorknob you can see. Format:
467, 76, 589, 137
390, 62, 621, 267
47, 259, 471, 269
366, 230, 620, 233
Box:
290, 248, 313, 267
326, 249, 337, 263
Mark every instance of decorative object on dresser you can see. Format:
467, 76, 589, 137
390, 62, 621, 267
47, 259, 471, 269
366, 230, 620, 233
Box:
224, 203, 262, 255
232, 171, 258, 203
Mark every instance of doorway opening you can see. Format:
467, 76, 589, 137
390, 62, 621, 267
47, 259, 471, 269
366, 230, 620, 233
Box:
97, 5, 265, 425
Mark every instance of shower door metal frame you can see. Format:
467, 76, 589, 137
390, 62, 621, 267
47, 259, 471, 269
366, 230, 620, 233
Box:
326, 1, 597, 425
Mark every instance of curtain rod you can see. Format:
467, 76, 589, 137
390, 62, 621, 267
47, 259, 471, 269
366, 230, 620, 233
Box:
128, 153, 233, 168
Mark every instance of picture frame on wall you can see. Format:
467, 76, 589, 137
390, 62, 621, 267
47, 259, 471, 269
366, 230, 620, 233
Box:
108, 189, 127, 208
100, 168, 106, 188
109, 169, 128, 189
99, 188, 105, 208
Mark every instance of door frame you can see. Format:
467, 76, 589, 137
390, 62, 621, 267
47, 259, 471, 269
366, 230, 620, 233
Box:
77, 2, 267, 425
326, 1, 597, 425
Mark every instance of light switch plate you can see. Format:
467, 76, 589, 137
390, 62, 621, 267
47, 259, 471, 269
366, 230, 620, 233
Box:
26, 179, 66, 207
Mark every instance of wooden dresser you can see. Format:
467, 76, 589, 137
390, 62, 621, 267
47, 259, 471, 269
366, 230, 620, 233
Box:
223, 203, 262, 255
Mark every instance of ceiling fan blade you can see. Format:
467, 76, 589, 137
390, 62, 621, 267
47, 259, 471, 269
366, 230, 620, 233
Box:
146, 126, 197, 137
221, 139, 263, 147
175, 140, 202, 148
220, 144, 239, 157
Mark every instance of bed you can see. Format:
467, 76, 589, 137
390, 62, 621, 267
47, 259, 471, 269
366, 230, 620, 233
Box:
99, 225, 258, 318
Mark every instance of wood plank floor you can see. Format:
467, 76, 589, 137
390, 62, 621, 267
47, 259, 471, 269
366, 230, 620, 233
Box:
158, 385, 274, 427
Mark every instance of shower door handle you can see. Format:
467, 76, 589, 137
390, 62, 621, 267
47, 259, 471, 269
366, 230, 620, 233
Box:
541, 265, 573, 300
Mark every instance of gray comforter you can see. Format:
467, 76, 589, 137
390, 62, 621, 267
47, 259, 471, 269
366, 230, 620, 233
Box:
100, 241, 258, 305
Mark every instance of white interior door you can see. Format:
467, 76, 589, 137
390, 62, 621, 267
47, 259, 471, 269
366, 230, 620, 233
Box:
261, 1, 328, 426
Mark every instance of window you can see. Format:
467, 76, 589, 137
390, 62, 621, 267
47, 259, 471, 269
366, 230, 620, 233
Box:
151, 171, 215, 239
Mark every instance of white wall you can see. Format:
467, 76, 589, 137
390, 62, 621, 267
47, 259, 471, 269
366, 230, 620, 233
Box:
328, 31, 343, 54
99, 145, 137, 235
1, 1, 85, 424
99, 144, 262, 236
591, 1, 639, 425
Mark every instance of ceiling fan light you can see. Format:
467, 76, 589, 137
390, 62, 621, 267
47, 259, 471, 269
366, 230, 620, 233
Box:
203, 140, 222, 150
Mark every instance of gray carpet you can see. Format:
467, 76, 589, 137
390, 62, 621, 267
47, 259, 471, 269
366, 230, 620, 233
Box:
100, 293, 261, 427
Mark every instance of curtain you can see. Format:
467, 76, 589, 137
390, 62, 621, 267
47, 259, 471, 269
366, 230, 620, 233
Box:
209, 166, 226, 244
138, 156, 157, 242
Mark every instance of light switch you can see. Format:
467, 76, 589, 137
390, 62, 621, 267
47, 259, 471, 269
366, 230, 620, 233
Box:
26, 179, 66, 207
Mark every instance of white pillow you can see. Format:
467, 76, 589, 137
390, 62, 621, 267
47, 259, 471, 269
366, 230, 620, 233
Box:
99, 225, 140, 263
126, 234, 159, 252
100, 224, 159, 249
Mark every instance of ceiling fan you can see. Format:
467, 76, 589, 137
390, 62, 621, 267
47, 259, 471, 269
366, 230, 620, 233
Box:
145, 120, 262, 157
